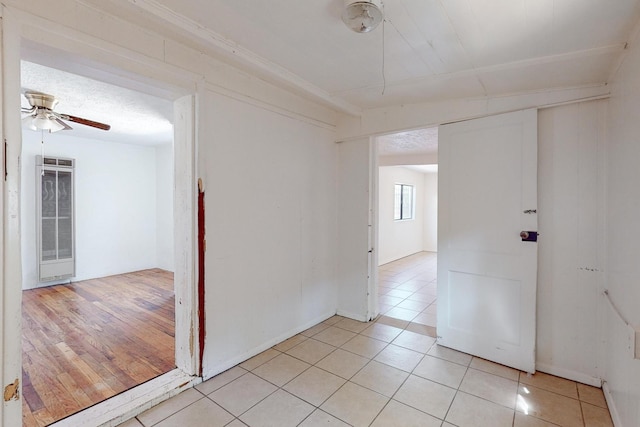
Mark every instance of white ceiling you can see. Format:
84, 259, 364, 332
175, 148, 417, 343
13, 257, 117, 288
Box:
405, 164, 438, 174
20, 1, 640, 149
99, 0, 640, 112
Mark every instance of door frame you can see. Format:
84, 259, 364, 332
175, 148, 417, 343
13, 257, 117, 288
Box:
367, 138, 379, 320
1, 5, 202, 426
370, 135, 439, 317
370, 112, 537, 372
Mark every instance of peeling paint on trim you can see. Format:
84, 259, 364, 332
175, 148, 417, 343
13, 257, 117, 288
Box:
4, 379, 20, 401
189, 322, 194, 357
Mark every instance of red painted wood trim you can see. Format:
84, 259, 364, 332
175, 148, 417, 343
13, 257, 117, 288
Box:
197, 183, 206, 376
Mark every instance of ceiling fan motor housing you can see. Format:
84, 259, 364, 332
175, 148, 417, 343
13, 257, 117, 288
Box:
25, 91, 59, 110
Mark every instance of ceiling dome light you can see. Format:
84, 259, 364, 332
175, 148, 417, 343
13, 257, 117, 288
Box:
342, 0, 383, 33
22, 115, 38, 131
22, 109, 65, 133
32, 112, 55, 131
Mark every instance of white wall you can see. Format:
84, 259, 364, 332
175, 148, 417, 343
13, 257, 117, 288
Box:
21, 132, 172, 288
378, 166, 425, 265
423, 173, 437, 252
536, 101, 606, 384
202, 91, 339, 376
156, 143, 174, 271
602, 26, 640, 426
336, 138, 372, 322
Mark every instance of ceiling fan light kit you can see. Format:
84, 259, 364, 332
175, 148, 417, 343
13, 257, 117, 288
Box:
342, 0, 383, 33
22, 112, 66, 132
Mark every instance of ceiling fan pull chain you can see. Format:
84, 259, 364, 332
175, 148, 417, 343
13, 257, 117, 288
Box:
382, 17, 386, 96
41, 130, 45, 175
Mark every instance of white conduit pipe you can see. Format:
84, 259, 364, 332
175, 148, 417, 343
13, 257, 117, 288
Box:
604, 289, 630, 326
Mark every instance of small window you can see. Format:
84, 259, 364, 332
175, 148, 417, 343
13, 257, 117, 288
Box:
394, 184, 414, 220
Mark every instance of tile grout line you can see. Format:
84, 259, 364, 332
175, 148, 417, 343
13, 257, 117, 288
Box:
449, 364, 471, 424
143, 387, 211, 427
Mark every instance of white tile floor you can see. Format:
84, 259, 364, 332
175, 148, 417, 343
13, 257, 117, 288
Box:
119, 252, 613, 427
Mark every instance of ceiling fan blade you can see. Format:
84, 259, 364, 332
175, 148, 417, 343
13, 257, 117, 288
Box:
63, 114, 111, 131
54, 118, 73, 131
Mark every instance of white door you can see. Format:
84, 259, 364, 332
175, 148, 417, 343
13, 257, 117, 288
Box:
437, 109, 538, 373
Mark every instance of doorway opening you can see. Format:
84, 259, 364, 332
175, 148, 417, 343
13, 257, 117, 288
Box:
374, 128, 438, 336
19, 54, 177, 426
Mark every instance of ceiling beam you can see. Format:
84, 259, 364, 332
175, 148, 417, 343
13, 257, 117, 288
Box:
334, 44, 626, 96
124, 0, 363, 116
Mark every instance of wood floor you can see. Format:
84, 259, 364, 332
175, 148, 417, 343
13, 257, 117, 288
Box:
21, 269, 175, 427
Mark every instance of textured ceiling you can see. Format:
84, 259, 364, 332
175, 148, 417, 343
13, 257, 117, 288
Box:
20, 61, 173, 145
378, 128, 438, 156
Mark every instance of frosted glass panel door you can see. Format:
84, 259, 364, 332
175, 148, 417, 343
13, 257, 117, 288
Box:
37, 156, 75, 282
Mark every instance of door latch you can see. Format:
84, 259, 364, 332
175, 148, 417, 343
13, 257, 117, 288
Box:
520, 231, 538, 242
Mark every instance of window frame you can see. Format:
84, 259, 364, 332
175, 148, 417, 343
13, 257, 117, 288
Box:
394, 183, 415, 221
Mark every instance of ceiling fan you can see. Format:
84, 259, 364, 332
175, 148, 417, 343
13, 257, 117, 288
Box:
21, 91, 111, 133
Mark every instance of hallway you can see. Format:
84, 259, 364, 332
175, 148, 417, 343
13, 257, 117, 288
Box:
378, 251, 438, 335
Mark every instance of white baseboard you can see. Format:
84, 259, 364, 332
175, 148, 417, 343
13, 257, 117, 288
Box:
202, 310, 337, 380
535, 362, 602, 387
602, 381, 624, 427
336, 309, 368, 322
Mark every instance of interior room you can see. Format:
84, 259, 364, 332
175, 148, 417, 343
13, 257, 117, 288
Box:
18, 59, 177, 425
377, 128, 438, 266
1, 1, 640, 427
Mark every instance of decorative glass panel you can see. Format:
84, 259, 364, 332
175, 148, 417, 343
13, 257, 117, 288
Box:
58, 171, 72, 218
42, 171, 57, 218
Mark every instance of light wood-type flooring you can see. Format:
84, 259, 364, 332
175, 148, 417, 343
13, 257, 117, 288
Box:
22, 269, 175, 427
